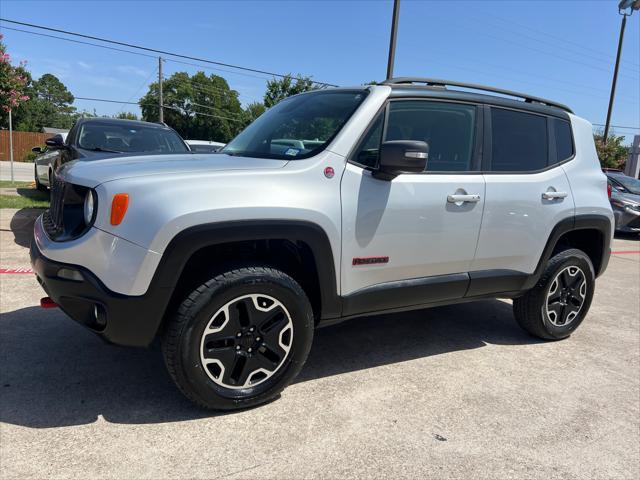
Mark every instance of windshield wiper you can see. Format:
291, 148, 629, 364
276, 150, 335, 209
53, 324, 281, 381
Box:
84, 147, 123, 153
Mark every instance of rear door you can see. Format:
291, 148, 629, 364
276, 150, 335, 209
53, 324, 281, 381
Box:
472, 107, 575, 278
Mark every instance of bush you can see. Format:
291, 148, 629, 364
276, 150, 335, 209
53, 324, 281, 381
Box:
23, 151, 38, 163
594, 132, 630, 169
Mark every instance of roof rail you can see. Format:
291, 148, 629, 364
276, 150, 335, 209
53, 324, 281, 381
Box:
382, 77, 573, 113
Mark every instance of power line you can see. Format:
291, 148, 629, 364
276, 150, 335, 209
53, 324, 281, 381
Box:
136, 77, 248, 119
73, 96, 244, 122
0, 25, 156, 58
484, 13, 640, 71
445, 17, 639, 82
164, 57, 280, 82
0, 25, 276, 94
118, 68, 158, 113
592, 123, 640, 130
162, 104, 243, 122
0, 18, 338, 86
74, 96, 139, 105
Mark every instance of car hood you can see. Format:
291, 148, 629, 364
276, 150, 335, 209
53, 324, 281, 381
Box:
57, 153, 288, 187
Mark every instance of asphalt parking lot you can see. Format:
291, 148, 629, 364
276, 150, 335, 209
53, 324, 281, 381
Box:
1, 208, 638, 479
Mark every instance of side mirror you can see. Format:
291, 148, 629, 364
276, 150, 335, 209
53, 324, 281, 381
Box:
373, 140, 429, 180
31, 146, 43, 154
45, 136, 65, 149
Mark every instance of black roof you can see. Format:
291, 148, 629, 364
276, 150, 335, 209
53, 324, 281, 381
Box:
382, 77, 572, 119
73, 117, 173, 129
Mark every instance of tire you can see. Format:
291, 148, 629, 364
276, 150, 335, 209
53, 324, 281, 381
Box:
513, 248, 595, 340
162, 266, 314, 410
34, 165, 47, 192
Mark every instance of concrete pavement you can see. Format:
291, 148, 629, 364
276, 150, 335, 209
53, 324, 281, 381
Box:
0, 208, 638, 479
0, 161, 34, 182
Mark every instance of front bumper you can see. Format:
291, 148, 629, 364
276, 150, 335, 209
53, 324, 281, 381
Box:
613, 205, 640, 233
30, 240, 168, 347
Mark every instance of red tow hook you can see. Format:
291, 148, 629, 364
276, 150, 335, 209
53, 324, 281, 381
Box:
40, 297, 58, 309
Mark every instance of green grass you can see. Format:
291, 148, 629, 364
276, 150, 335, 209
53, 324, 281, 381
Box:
0, 180, 32, 188
0, 181, 49, 209
0, 195, 49, 209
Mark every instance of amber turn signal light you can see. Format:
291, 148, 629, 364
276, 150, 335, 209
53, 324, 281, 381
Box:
110, 193, 129, 225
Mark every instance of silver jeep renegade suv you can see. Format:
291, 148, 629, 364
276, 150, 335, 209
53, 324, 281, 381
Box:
31, 78, 614, 410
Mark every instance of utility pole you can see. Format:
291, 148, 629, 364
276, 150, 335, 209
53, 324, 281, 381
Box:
604, 0, 640, 144
8, 108, 14, 182
386, 0, 401, 80
158, 56, 164, 123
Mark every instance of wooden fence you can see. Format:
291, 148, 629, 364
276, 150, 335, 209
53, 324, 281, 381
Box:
0, 131, 55, 162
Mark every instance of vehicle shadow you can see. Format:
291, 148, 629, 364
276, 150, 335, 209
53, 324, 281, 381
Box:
16, 187, 49, 201
614, 231, 639, 241
7, 207, 43, 248
0, 300, 539, 428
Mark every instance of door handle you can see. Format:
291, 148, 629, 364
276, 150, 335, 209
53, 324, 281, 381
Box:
447, 194, 481, 203
542, 191, 568, 200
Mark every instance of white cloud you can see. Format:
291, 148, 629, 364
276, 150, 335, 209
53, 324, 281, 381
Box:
77, 61, 92, 70
116, 65, 148, 77
84, 75, 125, 89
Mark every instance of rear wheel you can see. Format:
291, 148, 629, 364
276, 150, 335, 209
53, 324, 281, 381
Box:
162, 266, 314, 410
513, 248, 595, 340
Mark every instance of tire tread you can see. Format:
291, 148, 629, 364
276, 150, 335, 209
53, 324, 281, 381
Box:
162, 266, 312, 410
513, 248, 594, 340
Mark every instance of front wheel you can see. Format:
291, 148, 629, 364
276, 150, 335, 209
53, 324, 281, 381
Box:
513, 248, 595, 340
34, 165, 47, 192
162, 267, 314, 410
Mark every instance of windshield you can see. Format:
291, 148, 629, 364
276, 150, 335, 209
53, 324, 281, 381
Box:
78, 122, 188, 154
222, 90, 368, 160
611, 174, 640, 195
189, 144, 223, 153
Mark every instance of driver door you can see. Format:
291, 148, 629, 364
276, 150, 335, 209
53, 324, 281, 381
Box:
340, 100, 485, 315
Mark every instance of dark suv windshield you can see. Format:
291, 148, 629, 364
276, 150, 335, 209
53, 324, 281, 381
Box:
222, 90, 368, 160
78, 122, 188, 154
609, 174, 640, 195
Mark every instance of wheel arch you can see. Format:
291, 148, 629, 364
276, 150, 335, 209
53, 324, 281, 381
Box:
524, 214, 612, 290
150, 220, 342, 338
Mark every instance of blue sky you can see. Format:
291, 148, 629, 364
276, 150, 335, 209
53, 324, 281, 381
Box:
1, 0, 639, 142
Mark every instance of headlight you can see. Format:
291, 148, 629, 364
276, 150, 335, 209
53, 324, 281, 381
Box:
83, 190, 96, 225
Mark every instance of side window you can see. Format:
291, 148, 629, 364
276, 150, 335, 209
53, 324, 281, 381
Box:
386, 101, 476, 172
66, 125, 77, 146
554, 119, 574, 162
353, 113, 384, 168
490, 108, 548, 171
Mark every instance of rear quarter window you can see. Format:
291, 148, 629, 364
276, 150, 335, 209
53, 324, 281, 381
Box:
554, 119, 574, 162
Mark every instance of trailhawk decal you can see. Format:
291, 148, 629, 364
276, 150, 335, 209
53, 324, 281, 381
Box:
352, 256, 389, 266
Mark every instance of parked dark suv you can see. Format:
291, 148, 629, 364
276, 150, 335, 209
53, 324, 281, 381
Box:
605, 170, 640, 233
34, 118, 189, 189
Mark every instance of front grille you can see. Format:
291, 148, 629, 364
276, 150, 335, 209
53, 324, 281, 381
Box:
45, 175, 66, 238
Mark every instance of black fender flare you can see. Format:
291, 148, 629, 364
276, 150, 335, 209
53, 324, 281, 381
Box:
152, 220, 342, 319
522, 213, 612, 290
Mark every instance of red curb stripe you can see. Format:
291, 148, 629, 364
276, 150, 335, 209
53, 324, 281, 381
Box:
0, 268, 34, 274
611, 251, 640, 255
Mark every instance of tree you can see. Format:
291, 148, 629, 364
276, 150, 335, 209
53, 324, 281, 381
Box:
140, 71, 244, 142
115, 111, 138, 120
242, 101, 266, 126
11, 73, 76, 131
263, 75, 317, 108
594, 132, 630, 169
0, 33, 30, 123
